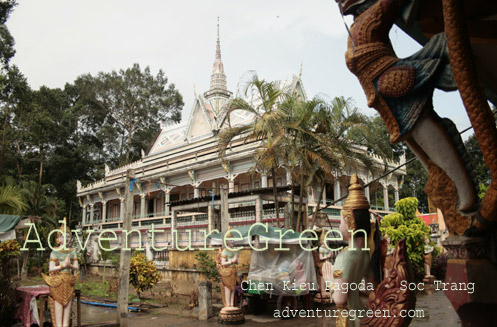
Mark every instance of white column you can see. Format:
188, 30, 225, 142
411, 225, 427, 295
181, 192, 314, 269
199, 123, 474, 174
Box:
90, 204, 94, 223
81, 205, 87, 225
334, 179, 341, 205
102, 201, 107, 223
171, 210, 177, 249
365, 186, 370, 203
194, 187, 200, 198
261, 173, 268, 188
383, 186, 389, 211
208, 205, 213, 232
394, 189, 399, 204
140, 194, 146, 218
228, 180, 235, 193
120, 199, 125, 220
322, 185, 327, 206
286, 170, 292, 186
255, 197, 263, 223
164, 192, 170, 216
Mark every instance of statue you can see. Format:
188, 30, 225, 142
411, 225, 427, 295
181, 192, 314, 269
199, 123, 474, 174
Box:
317, 231, 335, 303
423, 235, 435, 282
216, 232, 244, 324
383, 232, 394, 279
42, 219, 80, 327
332, 174, 415, 326
333, 0, 497, 235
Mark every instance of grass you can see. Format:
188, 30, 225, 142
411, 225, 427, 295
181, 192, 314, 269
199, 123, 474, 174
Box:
76, 280, 113, 298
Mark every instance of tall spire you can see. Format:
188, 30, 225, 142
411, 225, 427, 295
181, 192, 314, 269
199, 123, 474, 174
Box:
204, 17, 232, 112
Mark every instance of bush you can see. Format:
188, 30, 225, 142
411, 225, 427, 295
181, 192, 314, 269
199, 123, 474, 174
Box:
0, 240, 21, 325
195, 251, 220, 284
381, 197, 436, 275
129, 253, 161, 298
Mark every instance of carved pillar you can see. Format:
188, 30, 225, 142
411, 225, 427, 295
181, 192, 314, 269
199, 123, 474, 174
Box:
120, 198, 125, 220
334, 179, 341, 205
82, 205, 87, 225
255, 197, 263, 223
90, 203, 94, 223
140, 194, 146, 218
171, 210, 177, 249
383, 185, 389, 211
261, 173, 268, 188
165, 192, 170, 216
102, 201, 107, 223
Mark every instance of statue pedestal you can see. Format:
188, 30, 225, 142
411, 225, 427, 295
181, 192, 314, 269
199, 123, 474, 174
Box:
218, 306, 245, 325
442, 236, 497, 327
423, 275, 435, 283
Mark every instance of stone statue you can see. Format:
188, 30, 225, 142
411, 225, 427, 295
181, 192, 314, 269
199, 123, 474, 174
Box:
334, 0, 494, 235
145, 231, 154, 262
42, 219, 80, 327
423, 235, 435, 280
216, 233, 244, 324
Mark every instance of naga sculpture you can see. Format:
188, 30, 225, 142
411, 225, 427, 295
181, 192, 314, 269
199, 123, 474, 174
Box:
335, 0, 497, 236
42, 219, 80, 327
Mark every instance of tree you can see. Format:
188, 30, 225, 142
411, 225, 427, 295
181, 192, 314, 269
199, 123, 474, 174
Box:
381, 197, 433, 273
0, 183, 26, 214
74, 63, 184, 165
129, 252, 161, 298
218, 73, 291, 225
399, 148, 428, 212
464, 134, 491, 199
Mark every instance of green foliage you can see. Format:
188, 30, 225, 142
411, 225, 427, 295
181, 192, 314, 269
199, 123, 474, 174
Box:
195, 251, 220, 283
129, 252, 161, 298
381, 197, 431, 271
0, 184, 27, 214
0, 239, 20, 325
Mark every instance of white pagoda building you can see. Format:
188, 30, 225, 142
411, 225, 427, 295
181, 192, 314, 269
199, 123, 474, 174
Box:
76, 23, 406, 253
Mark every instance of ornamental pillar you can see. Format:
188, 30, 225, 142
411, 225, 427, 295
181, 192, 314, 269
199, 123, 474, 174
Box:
261, 173, 268, 188
394, 189, 400, 204
120, 198, 125, 220
102, 201, 107, 223
334, 179, 341, 205
140, 194, 146, 218
365, 186, 370, 203
165, 192, 170, 216
90, 203, 94, 223
171, 210, 177, 249
383, 185, 389, 211
194, 187, 200, 198
228, 180, 235, 193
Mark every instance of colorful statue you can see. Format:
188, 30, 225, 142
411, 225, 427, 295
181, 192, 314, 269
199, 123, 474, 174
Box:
332, 174, 376, 327
423, 235, 434, 279
318, 232, 335, 301
332, 174, 415, 327
334, 0, 491, 235
42, 219, 80, 327
216, 232, 244, 324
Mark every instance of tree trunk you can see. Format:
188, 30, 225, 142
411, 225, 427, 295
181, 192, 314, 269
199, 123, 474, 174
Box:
38, 146, 44, 184
290, 182, 295, 230
310, 183, 326, 230
296, 179, 305, 232
21, 249, 29, 281
271, 167, 280, 227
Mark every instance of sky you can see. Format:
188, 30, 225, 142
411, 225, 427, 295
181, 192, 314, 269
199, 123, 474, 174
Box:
7, 0, 473, 139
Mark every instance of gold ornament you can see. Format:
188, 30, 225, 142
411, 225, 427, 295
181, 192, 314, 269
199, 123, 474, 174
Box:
342, 174, 369, 230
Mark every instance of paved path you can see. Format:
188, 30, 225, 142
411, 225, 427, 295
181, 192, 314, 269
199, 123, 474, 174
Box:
74, 287, 460, 326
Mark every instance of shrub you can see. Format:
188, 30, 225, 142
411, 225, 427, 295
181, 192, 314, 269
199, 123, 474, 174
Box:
129, 253, 161, 298
381, 197, 436, 275
195, 251, 220, 284
0, 240, 21, 325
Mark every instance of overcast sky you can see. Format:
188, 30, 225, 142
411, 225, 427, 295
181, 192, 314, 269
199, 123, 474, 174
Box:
7, 0, 472, 139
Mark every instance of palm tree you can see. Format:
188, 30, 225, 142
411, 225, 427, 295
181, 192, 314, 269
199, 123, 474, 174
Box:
218, 73, 291, 226
0, 184, 27, 214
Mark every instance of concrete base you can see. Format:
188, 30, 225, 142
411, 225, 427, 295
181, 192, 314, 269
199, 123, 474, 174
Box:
218, 307, 245, 325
